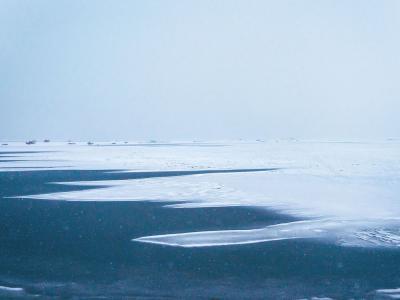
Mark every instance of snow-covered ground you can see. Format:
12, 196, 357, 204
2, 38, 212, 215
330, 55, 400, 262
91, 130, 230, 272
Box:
2, 140, 400, 248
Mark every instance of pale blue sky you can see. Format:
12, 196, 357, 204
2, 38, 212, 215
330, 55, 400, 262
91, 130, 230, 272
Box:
0, 0, 399, 140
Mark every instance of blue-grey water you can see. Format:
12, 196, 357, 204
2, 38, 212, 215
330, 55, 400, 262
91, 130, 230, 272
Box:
1, 151, 400, 299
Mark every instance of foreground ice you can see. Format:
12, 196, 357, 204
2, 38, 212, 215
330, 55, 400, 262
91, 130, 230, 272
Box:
0, 285, 26, 298
0, 285, 24, 292
133, 219, 400, 248
373, 288, 400, 299
2, 140, 400, 248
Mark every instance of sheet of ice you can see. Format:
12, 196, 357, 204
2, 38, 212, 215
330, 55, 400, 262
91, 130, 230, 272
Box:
0, 141, 282, 171
0, 285, 24, 292
133, 220, 318, 247
374, 288, 400, 299
376, 288, 400, 293
2, 140, 399, 175
23, 172, 400, 220
3, 140, 400, 248
0, 285, 26, 297
134, 219, 400, 248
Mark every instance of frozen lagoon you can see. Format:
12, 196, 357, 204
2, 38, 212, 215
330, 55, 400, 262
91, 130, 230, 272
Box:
1, 140, 400, 298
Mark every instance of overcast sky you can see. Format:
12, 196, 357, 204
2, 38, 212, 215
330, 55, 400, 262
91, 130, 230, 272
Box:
0, 0, 399, 141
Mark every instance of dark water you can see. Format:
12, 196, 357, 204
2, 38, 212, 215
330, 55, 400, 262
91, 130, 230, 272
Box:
1, 152, 400, 299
